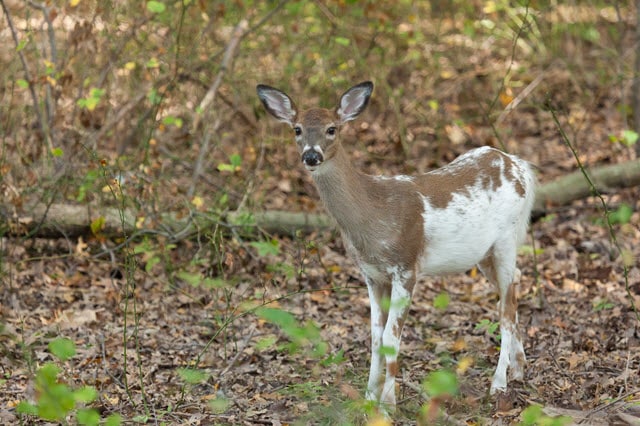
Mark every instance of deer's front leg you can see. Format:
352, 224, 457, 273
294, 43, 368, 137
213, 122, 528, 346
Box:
365, 281, 389, 403
379, 268, 416, 412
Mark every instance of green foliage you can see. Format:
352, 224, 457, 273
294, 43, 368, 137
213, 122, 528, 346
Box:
48, 337, 75, 361
608, 203, 633, 225
609, 130, 639, 147
217, 153, 242, 173
17, 338, 121, 425
592, 298, 614, 312
177, 367, 208, 384
475, 319, 500, 339
433, 292, 450, 310
256, 307, 327, 357
176, 270, 226, 289
422, 369, 459, 397
134, 237, 176, 273
250, 239, 280, 256
146, 1, 166, 14
77, 88, 105, 111
520, 404, 572, 425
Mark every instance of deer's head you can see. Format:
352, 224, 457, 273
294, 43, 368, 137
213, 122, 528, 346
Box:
257, 81, 373, 172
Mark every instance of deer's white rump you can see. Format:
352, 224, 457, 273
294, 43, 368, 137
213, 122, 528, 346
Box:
257, 81, 536, 415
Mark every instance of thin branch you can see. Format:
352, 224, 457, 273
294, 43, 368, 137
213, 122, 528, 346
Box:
189, 19, 248, 197
26, 0, 57, 131
0, 0, 52, 151
193, 19, 249, 131
546, 100, 639, 323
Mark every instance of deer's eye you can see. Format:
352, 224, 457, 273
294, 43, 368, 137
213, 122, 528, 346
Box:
294, 126, 302, 136
326, 126, 336, 136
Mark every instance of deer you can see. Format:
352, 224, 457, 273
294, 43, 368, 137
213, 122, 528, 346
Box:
256, 81, 536, 415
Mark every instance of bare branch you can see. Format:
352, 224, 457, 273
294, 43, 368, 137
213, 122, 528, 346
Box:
0, 0, 52, 150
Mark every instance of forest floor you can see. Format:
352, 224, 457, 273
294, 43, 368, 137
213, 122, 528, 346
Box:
2, 99, 640, 425
1, 3, 640, 425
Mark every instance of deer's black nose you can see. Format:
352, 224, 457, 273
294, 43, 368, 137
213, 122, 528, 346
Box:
302, 150, 323, 167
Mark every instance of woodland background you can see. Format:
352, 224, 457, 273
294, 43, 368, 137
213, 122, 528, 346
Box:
1, 0, 639, 425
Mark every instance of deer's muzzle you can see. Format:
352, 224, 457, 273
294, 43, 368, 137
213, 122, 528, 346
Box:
302, 149, 323, 168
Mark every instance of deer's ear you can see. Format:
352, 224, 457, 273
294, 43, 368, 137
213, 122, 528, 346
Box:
257, 84, 298, 126
337, 81, 373, 124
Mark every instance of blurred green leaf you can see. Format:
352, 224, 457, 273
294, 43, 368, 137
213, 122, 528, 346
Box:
77, 408, 100, 426
609, 203, 632, 225
422, 369, 458, 397
433, 292, 450, 310
177, 368, 208, 384
250, 240, 280, 256
73, 386, 98, 403
48, 338, 76, 362
146, 1, 166, 13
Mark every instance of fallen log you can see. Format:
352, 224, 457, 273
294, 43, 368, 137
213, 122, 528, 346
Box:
2, 159, 638, 238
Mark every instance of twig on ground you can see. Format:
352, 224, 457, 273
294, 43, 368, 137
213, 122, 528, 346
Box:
220, 326, 257, 377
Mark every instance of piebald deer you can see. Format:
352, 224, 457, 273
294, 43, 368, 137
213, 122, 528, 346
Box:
256, 81, 536, 414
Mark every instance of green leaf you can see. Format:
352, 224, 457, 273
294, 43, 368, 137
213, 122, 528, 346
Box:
422, 369, 458, 397
145, 256, 160, 272
51, 147, 64, 157
209, 397, 231, 414
90, 216, 105, 236
16, 38, 28, 52
162, 115, 183, 128
16, 401, 38, 415
37, 362, 61, 385
37, 382, 74, 420
320, 349, 345, 366
16, 79, 29, 88
609, 203, 633, 225
621, 129, 639, 146
256, 307, 296, 329
146, 1, 166, 13
433, 292, 450, 310
77, 408, 101, 426
104, 414, 123, 426
48, 338, 76, 361
177, 368, 208, 384
73, 386, 98, 403
521, 404, 544, 425
249, 240, 280, 256
229, 153, 242, 168
177, 271, 202, 286
255, 335, 278, 351
334, 36, 350, 46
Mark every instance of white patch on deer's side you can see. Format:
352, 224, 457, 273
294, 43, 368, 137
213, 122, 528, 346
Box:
417, 161, 531, 277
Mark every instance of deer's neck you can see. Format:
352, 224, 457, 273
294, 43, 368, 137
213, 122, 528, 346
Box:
311, 145, 386, 251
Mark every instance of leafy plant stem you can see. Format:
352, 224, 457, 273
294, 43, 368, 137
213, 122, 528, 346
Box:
547, 102, 639, 323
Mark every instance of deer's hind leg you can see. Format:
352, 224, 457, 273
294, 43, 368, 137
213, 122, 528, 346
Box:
478, 242, 526, 394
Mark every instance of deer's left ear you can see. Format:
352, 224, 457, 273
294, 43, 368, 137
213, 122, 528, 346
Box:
337, 81, 373, 124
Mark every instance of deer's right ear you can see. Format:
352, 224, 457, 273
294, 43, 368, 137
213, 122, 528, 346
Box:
337, 81, 373, 124
256, 84, 298, 126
